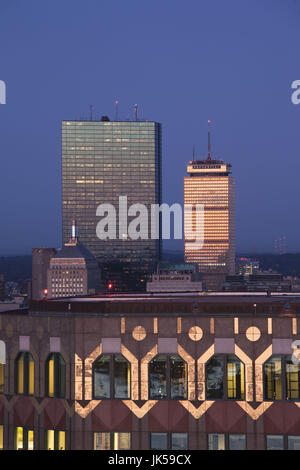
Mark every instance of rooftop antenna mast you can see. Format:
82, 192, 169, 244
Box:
134, 104, 139, 121
192, 145, 195, 162
207, 119, 212, 161
90, 105, 93, 121
115, 99, 119, 121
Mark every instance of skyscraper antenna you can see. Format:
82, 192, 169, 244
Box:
115, 99, 119, 121
134, 104, 138, 122
207, 120, 212, 161
192, 146, 195, 161
90, 105, 93, 121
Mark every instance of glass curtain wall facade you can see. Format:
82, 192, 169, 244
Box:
62, 120, 161, 267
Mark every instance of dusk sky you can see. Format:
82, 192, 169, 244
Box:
0, 0, 299, 255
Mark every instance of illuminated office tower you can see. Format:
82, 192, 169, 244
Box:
184, 124, 235, 290
62, 116, 161, 291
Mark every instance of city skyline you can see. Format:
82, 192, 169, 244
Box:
0, 0, 299, 256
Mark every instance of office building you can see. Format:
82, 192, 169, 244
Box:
236, 257, 260, 276
32, 248, 56, 300
47, 220, 101, 298
61, 117, 162, 290
0, 293, 300, 449
223, 273, 292, 292
184, 125, 235, 290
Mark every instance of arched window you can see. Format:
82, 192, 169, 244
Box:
206, 355, 245, 400
264, 355, 300, 400
45, 353, 66, 398
149, 354, 188, 399
93, 354, 130, 399
15, 352, 34, 395
264, 356, 282, 400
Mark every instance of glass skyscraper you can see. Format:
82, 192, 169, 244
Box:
62, 117, 161, 290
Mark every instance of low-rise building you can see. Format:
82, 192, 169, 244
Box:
47, 220, 101, 298
147, 264, 202, 293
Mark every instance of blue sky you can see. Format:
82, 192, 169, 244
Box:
0, 0, 299, 254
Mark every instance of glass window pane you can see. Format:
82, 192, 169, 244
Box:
229, 434, 246, 450
58, 431, 65, 450
151, 433, 168, 450
227, 356, 244, 400
15, 427, 23, 450
170, 355, 187, 400
264, 357, 282, 400
58, 355, 66, 398
28, 355, 34, 395
206, 356, 224, 399
47, 430, 55, 450
48, 357, 55, 397
286, 357, 300, 400
149, 355, 167, 399
172, 433, 188, 450
28, 430, 34, 450
114, 355, 130, 399
266, 435, 284, 450
114, 433, 130, 450
17, 354, 24, 394
94, 432, 111, 450
208, 433, 225, 450
288, 436, 300, 450
94, 355, 110, 398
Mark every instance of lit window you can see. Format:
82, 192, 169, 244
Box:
208, 433, 225, 450
14, 427, 34, 450
149, 354, 187, 399
94, 432, 130, 450
93, 354, 130, 399
46, 430, 65, 450
45, 353, 66, 398
15, 352, 34, 395
263, 355, 300, 400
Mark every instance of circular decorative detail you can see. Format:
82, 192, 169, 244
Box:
5, 323, 13, 338
36, 326, 44, 340
132, 325, 147, 341
246, 326, 261, 342
188, 326, 203, 341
